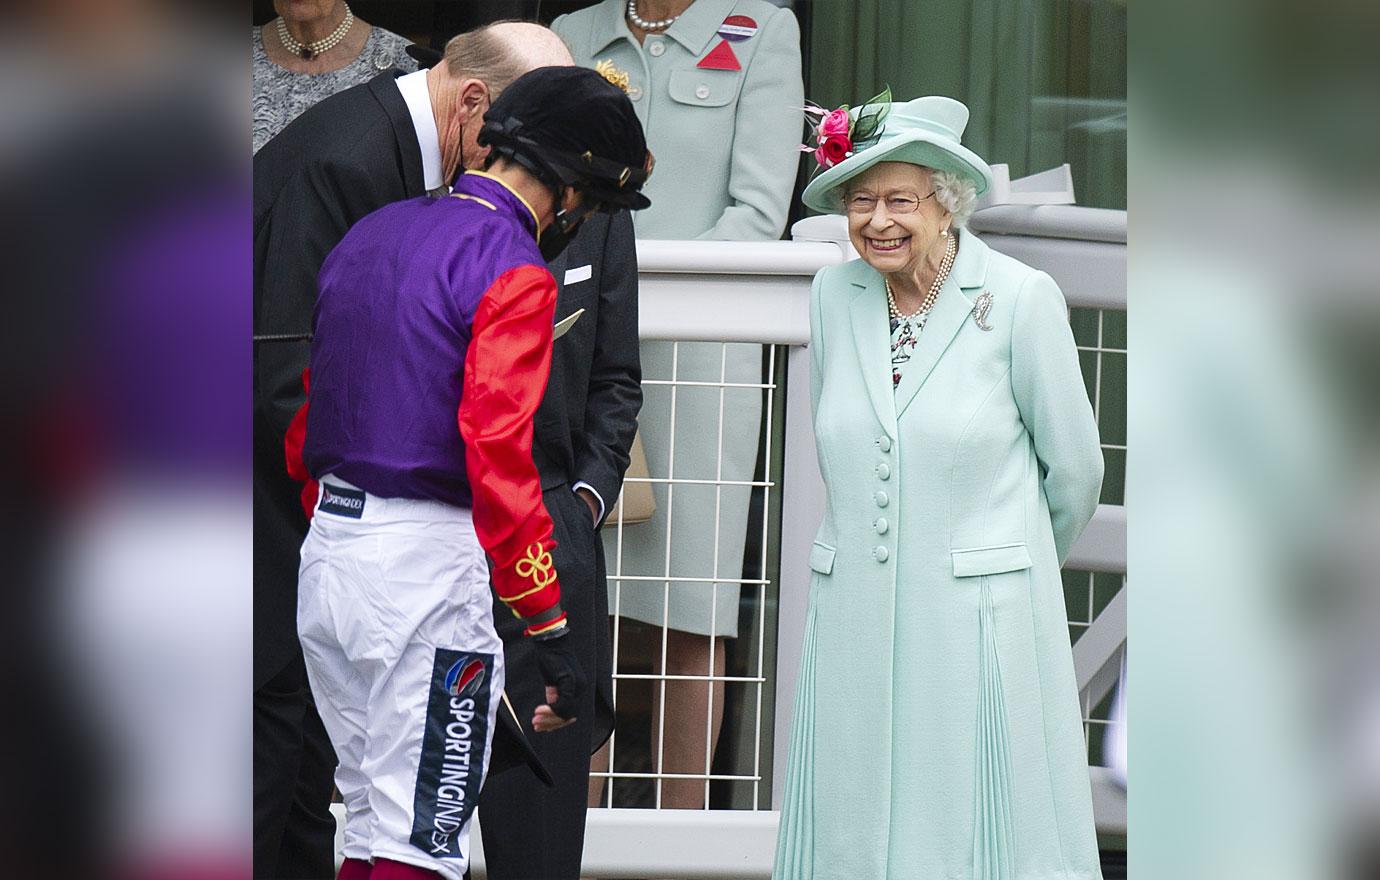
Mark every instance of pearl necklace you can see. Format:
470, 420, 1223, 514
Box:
886, 233, 956, 323
627, 0, 680, 32
277, 4, 354, 60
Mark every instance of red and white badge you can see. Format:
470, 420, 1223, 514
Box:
717, 14, 757, 42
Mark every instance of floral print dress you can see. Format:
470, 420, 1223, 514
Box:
890, 313, 927, 391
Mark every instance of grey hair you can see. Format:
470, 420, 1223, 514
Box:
931, 168, 978, 229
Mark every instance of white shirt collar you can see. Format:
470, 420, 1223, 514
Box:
395, 69, 444, 192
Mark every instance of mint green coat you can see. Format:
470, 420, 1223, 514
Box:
554, 0, 803, 636
774, 232, 1106, 880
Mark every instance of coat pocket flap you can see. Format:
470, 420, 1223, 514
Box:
951, 543, 1032, 577
668, 69, 738, 107
808, 541, 836, 575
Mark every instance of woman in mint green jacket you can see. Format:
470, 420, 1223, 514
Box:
774, 95, 1105, 879
554, 0, 803, 808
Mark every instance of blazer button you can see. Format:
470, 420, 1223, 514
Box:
628, 85, 644, 101
878, 436, 892, 453
874, 517, 889, 535
695, 84, 711, 99
874, 490, 889, 508
873, 545, 889, 563
876, 463, 891, 481
648, 40, 666, 56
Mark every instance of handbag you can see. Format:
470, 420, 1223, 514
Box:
606, 428, 655, 526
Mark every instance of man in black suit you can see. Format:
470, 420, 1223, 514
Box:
475, 208, 638, 880
254, 21, 637, 878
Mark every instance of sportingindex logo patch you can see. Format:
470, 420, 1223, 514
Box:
444, 658, 486, 699
409, 649, 494, 860
319, 483, 365, 519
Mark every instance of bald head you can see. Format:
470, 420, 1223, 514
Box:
487, 21, 574, 70
441, 21, 573, 96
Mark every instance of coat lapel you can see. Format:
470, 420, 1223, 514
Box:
664, 0, 738, 56
848, 275, 898, 436
893, 232, 991, 417
548, 249, 571, 309
369, 70, 426, 198
532, 243, 577, 471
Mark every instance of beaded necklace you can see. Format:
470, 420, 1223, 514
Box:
626, 0, 680, 32
277, 4, 354, 60
885, 232, 956, 327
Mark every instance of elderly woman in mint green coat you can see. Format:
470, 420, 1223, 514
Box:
774, 95, 1105, 879
554, 0, 803, 807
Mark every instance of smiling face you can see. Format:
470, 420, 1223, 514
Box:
844, 162, 952, 279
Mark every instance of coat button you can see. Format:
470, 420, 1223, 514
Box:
628, 85, 644, 101
876, 463, 891, 481
877, 436, 892, 452
695, 84, 711, 99
873, 545, 889, 563
648, 40, 666, 57
874, 517, 889, 535
874, 490, 889, 508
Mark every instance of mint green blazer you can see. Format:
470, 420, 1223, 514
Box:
775, 231, 1106, 879
552, 0, 803, 240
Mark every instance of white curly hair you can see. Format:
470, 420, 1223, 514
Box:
930, 168, 979, 229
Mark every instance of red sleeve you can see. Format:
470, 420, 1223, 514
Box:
459, 264, 565, 636
284, 367, 318, 520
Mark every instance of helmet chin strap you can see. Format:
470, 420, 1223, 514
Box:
538, 189, 600, 262
552, 187, 599, 233
486, 139, 611, 259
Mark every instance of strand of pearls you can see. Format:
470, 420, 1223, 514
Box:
626, 0, 679, 32
277, 4, 354, 60
886, 232, 956, 321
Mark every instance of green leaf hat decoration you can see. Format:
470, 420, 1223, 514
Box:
850, 85, 893, 147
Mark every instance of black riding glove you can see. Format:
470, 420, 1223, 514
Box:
533, 630, 587, 722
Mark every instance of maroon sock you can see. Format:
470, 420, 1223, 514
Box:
337, 856, 372, 880
370, 857, 445, 880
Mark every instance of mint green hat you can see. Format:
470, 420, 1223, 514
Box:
800, 95, 994, 214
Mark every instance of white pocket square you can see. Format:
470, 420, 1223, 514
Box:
563, 264, 592, 284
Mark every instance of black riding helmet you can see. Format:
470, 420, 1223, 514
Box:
478, 66, 653, 219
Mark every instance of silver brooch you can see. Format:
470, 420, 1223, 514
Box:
972, 291, 994, 331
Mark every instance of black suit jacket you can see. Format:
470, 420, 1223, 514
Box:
536, 211, 641, 522
530, 210, 641, 745
253, 70, 424, 691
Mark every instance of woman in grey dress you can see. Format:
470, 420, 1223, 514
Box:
253, 0, 416, 154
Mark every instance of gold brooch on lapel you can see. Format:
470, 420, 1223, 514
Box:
594, 59, 631, 94
972, 291, 995, 331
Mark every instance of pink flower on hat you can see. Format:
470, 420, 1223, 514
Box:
799, 87, 892, 172
819, 108, 851, 137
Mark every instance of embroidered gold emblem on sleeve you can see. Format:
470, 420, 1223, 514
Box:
514, 542, 557, 589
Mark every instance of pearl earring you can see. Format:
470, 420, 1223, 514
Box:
940, 228, 949, 237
